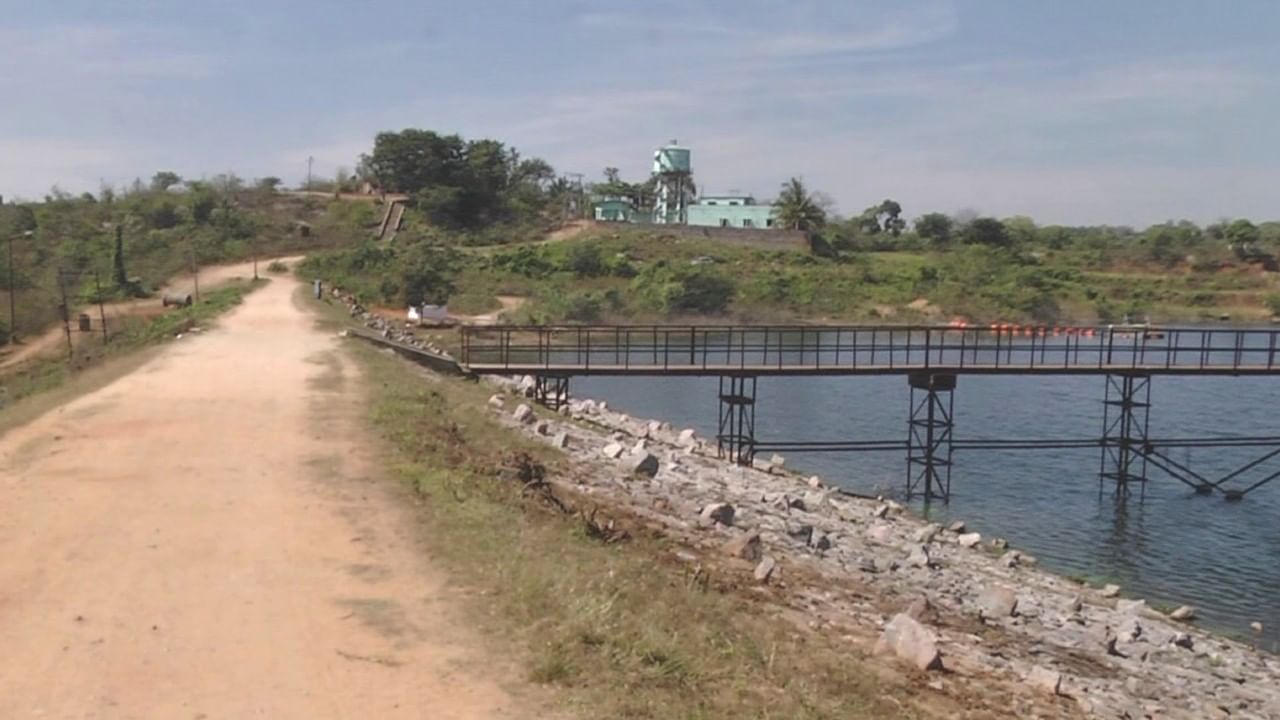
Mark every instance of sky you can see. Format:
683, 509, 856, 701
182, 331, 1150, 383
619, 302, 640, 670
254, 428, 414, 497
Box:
1, 0, 1277, 226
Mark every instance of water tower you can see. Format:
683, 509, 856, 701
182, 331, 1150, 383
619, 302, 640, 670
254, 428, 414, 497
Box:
652, 140, 693, 224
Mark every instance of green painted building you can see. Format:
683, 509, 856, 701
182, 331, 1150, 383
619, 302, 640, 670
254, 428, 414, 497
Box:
592, 196, 636, 222
686, 195, 778, 229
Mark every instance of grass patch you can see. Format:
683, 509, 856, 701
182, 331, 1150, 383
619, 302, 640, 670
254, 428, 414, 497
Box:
114, 279, 265, 347
344, 330, 926, 719
267, 259, 290, 274
447, 291, 502, 316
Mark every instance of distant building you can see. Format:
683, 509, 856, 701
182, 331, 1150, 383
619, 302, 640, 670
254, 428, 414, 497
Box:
587, 142, 781, 230
686, 194, 777, 229
592, 196, 636, 223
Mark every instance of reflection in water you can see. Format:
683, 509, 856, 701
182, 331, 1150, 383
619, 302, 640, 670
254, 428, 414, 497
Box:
577, 373, 1280, 647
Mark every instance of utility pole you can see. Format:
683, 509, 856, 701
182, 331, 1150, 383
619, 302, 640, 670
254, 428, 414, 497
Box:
56, 271, 72, 361
306, 156, 314, 191
189, 238, 201, 304
93, 271, 108, 344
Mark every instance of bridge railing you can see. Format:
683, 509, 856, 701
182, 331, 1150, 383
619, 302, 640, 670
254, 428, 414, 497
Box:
459, 324, 1280, 374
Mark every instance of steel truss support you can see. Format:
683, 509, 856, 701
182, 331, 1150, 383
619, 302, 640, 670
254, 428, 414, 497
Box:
1099, 374, 1151, 498
906, 373, 956, 501
717, 375, 757, 465
1141, 445, 1280, 500
533, 375, 570, 411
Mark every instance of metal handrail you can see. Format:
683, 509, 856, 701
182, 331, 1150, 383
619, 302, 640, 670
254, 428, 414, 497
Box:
459, 324, 1280, 375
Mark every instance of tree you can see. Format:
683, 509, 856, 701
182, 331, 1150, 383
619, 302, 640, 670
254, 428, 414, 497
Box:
364, 129, 468, 195
1002, 216, 1037, 246
255, 176, 282, 193
914, 213, 954, 245
603, 167, 621, 184
961, 217, 1011, 247
880, 200, 906, 237
399, 246, 459, 306
856, 200, 905, 237
4, 204, 37, 234
188, 183, 217, 224
112, 225, 128, 288
513, 158, 555, 189
362, 129, 555, 230
150, 171, 181, 192
773, 178, 827, 232
1226, 219, 1260, 248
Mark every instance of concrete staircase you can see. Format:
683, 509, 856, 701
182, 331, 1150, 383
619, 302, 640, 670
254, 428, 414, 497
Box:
377, 198, 406, 242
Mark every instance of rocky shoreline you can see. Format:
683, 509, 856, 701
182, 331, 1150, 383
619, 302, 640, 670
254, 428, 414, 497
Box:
486, 374, 1279, 720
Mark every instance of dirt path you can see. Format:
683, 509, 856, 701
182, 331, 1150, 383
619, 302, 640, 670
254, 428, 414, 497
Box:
0, 275, 539, 718
455, 296, 527, 326
0, 257, 299, 372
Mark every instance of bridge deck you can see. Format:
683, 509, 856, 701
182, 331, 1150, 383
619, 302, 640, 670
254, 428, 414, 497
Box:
460, 324, 1280, 377
461, 362, 1280, 376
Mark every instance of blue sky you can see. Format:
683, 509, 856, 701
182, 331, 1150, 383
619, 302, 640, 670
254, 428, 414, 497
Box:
1, 0, 1276, 226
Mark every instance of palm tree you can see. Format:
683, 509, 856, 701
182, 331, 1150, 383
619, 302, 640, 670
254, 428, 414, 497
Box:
773, 177, 827, 232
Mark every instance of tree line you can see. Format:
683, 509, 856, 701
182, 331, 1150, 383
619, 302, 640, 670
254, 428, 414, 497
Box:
770, 176, 1279, 265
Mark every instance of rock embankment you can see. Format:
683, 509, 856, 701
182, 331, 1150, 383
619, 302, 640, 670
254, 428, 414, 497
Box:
487, 376, 1280, 720
330, 286, 453, 357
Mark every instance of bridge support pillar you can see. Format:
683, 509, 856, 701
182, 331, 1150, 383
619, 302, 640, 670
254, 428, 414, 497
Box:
1100, 374, 1151, 498
717, 375, 757, 465
534, 375, 570, 412
906, 373, 956, 501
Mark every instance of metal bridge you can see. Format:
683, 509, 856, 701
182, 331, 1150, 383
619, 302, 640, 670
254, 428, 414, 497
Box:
460, 324, 1280, 502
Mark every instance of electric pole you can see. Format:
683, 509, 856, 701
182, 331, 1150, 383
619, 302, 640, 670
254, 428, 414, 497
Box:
306, 156, 314, 191
190, 238, 201, 304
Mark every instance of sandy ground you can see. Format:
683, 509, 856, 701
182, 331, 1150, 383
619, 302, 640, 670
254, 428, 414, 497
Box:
0, 257, 299, 371
0, 275, 538, 718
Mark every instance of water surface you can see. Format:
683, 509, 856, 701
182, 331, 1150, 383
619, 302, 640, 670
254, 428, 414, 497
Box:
577, 371, 1280, 647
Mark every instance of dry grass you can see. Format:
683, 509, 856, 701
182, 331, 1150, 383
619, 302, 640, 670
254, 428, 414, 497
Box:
344, 336, 929, 719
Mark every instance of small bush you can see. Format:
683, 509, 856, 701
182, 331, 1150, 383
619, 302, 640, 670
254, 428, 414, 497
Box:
266, 260, 289, 274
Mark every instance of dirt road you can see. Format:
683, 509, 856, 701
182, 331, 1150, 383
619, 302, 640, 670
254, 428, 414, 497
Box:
0, 275, 538, 718
0, 257, 296, 372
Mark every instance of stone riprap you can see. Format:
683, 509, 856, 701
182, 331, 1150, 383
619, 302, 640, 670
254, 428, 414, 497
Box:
484, 375, 1280, 719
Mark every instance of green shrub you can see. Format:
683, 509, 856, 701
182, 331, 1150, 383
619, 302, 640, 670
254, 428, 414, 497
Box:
266, 260, 289, 274
560, 243, 606, 277
633, 265, 735, 315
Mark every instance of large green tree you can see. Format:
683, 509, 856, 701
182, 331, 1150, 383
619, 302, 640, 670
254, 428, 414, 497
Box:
773, 178, 827, 232
150, 171, 182, 192
962, 217, 1012, 247
914, 212, 954, 245
362, 129, 555, 230
860, 199, 905, 236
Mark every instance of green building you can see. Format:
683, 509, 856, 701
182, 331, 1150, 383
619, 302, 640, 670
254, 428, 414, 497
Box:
592, 196, 636, 223
686, 195, 777, 229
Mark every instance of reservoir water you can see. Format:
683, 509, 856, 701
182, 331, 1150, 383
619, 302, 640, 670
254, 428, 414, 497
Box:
576, 371, 1280, 648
